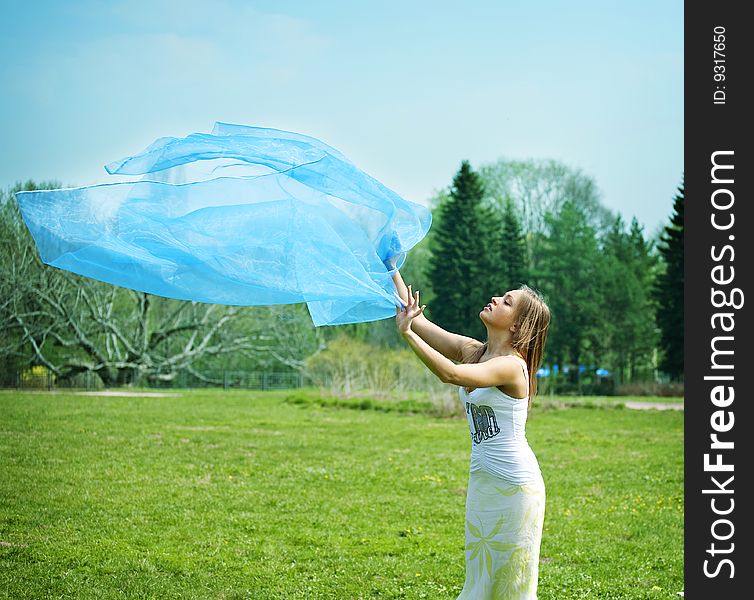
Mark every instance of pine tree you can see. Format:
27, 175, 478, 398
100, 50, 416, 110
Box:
500, 198, 528, 289
598, 216, 658, 384
477, 199, 505, 312
599, 216, 632, 382
653, 177, 684, 381
538, 200, 601, 380
627, 217, 659, 380
426, 161, 497, 338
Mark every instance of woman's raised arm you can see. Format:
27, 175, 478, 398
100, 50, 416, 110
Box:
392, 270, 482, 362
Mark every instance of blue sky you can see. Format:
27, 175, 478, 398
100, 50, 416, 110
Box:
0, 0, 682, 236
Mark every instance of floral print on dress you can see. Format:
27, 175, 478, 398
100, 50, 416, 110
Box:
457, 470, 546, 600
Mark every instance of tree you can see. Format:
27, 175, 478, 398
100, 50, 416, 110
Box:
653, 177, 684, 381
479, 158, 614, 231
598, 216, 658, 384
478, 158, 614, 276
537, 200, 602, 380
626, 217, 660, 380
499, 198, 528, 290
0, 180, 62, 384
426, 161, 500, 339
598, 216, 634, 381
1, 182, 324, 386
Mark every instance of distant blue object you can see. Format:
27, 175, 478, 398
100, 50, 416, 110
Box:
536, 368, 550, 378
595, 368, 610, 377
578, 365, 586, 374
16, 123, 431, 326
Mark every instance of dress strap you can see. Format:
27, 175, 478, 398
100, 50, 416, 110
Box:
511, 355, 529, 398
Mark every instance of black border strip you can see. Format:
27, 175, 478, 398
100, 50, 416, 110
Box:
685, 2, 752, 597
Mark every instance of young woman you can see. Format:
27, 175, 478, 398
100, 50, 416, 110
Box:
392, 269, 551, 599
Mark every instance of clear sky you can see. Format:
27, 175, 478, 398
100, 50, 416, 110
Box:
0, 0, 682, 236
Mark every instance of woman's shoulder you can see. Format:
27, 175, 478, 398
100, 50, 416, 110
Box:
460, 351, 528, 397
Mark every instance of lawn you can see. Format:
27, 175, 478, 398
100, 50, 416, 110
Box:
0, 388, 683, 599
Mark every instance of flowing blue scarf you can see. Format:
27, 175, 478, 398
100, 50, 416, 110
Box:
16, 123, 431, 326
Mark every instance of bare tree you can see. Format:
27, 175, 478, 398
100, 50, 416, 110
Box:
480, 158, 613, 231
478, 159, 615, 277
1, 183, 325, 386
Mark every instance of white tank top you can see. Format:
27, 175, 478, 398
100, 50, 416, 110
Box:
458, 356, 543, 485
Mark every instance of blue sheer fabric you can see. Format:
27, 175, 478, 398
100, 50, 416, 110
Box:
16, 123, 431, 326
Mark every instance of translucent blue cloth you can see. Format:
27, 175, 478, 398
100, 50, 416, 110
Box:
16, 123, 431, 326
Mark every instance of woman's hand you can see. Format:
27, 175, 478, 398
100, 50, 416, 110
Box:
395, 284, 426, 335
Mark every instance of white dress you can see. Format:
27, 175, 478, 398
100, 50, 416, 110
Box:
456, 356, 546, 600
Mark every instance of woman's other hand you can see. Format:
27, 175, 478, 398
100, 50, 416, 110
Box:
395, 284, 426, 335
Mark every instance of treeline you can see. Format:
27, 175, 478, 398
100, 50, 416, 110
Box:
1, 159, 683, 393
344, 160, 684, 393
436, 161, 683, 390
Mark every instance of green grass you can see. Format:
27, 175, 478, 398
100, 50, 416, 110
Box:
0, 389, 683, 599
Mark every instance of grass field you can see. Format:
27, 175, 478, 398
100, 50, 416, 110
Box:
0, 388, 683, 599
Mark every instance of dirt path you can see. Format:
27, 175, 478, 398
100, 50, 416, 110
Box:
625, 401, 683, 411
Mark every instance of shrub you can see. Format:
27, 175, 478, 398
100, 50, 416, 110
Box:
303, 334, 463, 416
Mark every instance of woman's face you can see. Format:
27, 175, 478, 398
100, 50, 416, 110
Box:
480, 289, 522, 330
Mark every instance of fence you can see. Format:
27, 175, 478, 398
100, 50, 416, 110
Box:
5, 366, 682, 397
7, 369, 320, 392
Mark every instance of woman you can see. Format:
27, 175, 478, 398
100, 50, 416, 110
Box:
392, 269, 551, 599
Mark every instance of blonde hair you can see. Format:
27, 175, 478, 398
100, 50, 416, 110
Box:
462, 284, 551, 409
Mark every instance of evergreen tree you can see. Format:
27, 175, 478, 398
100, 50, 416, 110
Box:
627, 217, 660, 379
538, 200, 602, 381
500, 198, 528, 289
598, 216, 633, 382
653, 177, 684, 380
477, 198, 506, 313
598, 216, 658, 384
427, 161, 498, 339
